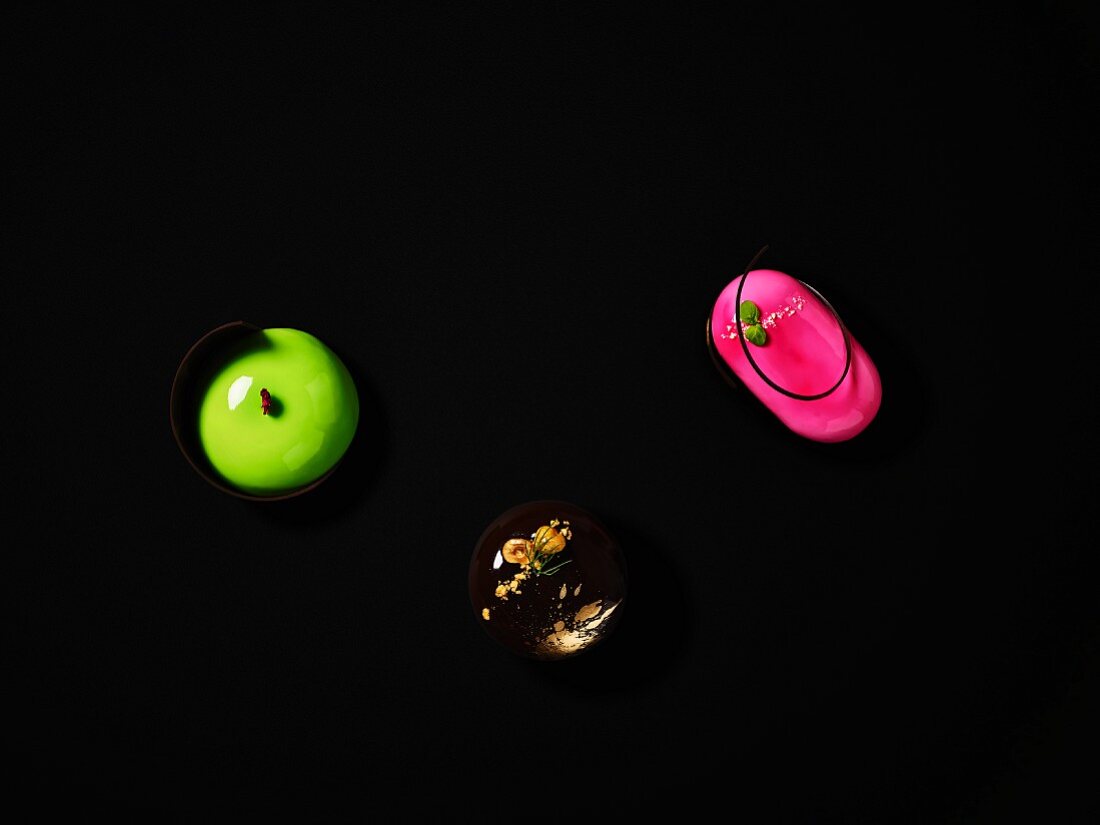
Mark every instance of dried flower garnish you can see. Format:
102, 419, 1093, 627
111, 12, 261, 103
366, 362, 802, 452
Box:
526, 520, 572, 575
493, 519, 574, 606
501, 538, 532, 564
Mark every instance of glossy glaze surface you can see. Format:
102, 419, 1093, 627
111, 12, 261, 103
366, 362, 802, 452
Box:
470, 501, 626, 660
197, 328, 359, 495
710, 269, 881, 442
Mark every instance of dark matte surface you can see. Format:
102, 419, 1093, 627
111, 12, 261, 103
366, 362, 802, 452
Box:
6, 5, 1095, 821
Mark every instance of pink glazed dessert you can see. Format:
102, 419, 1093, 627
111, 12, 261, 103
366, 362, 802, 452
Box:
708, 268, 881, 442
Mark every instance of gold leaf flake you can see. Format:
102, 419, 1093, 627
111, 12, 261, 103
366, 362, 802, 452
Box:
534, 599, 622, 657
574, 600, 603, 624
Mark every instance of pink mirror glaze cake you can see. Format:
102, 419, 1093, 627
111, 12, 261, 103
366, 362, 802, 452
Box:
708, 268, 881, 442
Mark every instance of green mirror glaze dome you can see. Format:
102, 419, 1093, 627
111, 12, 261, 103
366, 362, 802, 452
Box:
197, 328, 359, 495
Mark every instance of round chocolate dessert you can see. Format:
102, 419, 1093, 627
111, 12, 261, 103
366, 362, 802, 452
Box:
469, 500, 627, 660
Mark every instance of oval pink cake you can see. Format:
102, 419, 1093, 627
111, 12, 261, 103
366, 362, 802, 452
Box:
709, 268, 881, 442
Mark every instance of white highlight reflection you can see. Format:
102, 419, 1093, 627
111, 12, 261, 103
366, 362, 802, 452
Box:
227, 375, 253, 410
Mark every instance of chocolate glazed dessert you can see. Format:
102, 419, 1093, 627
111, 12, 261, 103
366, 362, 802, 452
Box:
469, 501, 627, 660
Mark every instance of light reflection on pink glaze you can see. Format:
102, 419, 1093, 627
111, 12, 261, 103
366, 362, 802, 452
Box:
711, 269, 881, 442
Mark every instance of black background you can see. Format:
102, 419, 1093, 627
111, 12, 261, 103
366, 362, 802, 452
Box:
5, 4, 1096, 821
